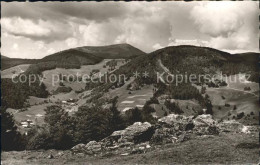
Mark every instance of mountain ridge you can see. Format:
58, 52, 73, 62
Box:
1, 43, 146, 70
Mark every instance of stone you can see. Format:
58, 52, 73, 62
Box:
47, 154, 54, 159
109, 122, 154, 144
193, 114, 216, 126
158, 114, 194, 131
71, 141, 102, 155
85, 141, 102, 153
121, 153, 130, 156
146, 144, 151, 149
178, 132, 190, 142
71, 143, 85, 153
217, 120, 255, 134
150, 127, 177, 145
193, 114, 219, 135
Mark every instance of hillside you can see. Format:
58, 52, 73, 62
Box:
112, 45, 259, 82
1, 57, 38, 70
1, 55, 10, 59
75, 43, 146, 59
40, 43, 145, 69
2, 114, 259, 164
86, 45, 259, 124
1, 43, 145, 71
234, 52, 259, 63
2, 45, 259, 164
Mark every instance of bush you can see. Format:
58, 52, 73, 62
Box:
59, 82, 65, 86
244, 87, 251, 91
54, 86, 72, 94
225, 103, 230, 107
164, 100, 183, 114
1, 107, 26, 151
201, 86, 206, 94
237, 112, 245, 119
219, 81, 227, 86
146, 97, 159, 105
124, 106, 156, 125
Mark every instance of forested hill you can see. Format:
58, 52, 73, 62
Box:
1, 43, 145, 71
111, 45, 259, 81
1, 56, 38, 70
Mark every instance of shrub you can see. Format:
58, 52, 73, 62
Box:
237, 112, 245, 119
59, 82, 65, 86
219, 81, 227, 86
54, 86, 72, 94
164, 100, 183, 114
244, 87, 251, 91
1, 107, 26, 151
225, 103, 230, 107
146, 97, 159, 105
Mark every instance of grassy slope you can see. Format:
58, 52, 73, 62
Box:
1, 132, 258, 164
1, 58, 38, 71
1, 64, 31, 78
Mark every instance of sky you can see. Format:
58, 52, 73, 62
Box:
1, 1, 259, 59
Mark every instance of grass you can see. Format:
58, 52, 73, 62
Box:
108, 82, 154, 112
1, 132, 258, 164
206, 86, 259, 125
42, 59, 125, 93
1, 64, 31, 78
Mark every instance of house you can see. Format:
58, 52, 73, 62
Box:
21, 120, 34, 128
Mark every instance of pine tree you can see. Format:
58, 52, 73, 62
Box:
1, 103, 25, 151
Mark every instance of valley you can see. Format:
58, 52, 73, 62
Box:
1, 44, 259, 164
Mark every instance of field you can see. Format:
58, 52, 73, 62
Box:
6, 90, 83, 132
1, 64, 30, 78
204, 74, 259, 125
106, 80, 154, 112
1, 132, 258, 164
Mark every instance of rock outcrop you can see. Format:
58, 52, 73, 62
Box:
71, 114, 254, 156
102, 122, 154, 147
72, 141, 102, 155
192, 114, 219, 135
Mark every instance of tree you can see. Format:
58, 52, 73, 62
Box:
108, 97, 125, 132
73, 106, 111, 144
26, 105, 74, 150
204, 94, 213, 115
1, 104, 25, 151
201, 86, 206, 94
125, 107, 143, 125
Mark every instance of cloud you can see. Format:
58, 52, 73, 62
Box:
1, 2, 128, 22
152, 43, 163, 50
1, 17, 73, 43
1, 1, 258, 59
78, 20, 122, 46
190, 1, 258, 51
65, 38, 78, 48
12, 43, 19, 50
168, 39, 209, 47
